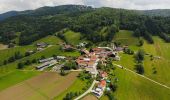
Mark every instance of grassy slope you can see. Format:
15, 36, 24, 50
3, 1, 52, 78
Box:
0, 45, 35, 65
0, 70, 40, 91
64, 30, 81, 45
34, 35, 62, 45
114, 30, 139, 46
102, 68, 170, 100
0, 45, 80, 76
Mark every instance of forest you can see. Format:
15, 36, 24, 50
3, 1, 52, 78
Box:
0, 5, 170, 45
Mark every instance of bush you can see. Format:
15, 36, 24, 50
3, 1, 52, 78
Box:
17, 62, 24, 69
135, 64, 144, 74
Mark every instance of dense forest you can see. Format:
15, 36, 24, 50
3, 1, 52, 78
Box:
0, 5, 170, 45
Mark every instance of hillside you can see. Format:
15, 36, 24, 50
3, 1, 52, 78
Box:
0, 5, 170, 46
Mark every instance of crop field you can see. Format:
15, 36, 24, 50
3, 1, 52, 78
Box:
0, 72, 79, 100
0, 70, 40, 91
0, 44, 7, 50
82, 94, 97, 100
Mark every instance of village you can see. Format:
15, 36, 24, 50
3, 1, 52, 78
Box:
33, 41, 128, 98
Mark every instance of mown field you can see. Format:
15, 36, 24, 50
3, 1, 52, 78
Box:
0, 45, 35, 65
64, 30, 82, 45
114, 37, 170, 87
0, 72, 80, 100
34, 35, 62, 45
114, 30, 139, 46
101, 68, 170, 100
0, 70, 40, 91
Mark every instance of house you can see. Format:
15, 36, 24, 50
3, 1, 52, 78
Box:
116, 47, 123, 51
62, 44, 74, 51
37, 47, 44, 51
77, 42, 88, 48
36, 42, 48, 48
39, 57, 54, 63
92, 80, 107, 98
56, 56, 66, 60
100, 71, 108, 79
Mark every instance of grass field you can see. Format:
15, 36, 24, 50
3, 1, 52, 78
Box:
34, 35, 62, 45
101, 68, 170, 100
114, 36, 170, 87
64, 30, 82, 45
54, 78, 91, 100
114, 30, 139, 46
0, 70, 40, 91
0, 45, 80, 77
0, 72, 79, 100
0, 45, 35, 65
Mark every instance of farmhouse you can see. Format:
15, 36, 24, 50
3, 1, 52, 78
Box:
39, 57, 54, 63
36, 42, 48, 48
92, 80, 106, 98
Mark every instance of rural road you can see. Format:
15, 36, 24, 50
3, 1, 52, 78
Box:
75, 80, 97, 100
113, 64, 170, 90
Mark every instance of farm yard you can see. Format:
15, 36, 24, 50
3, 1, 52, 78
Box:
0, 72, 80, 100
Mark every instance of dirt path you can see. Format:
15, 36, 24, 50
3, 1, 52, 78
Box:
113, 64, 170, 90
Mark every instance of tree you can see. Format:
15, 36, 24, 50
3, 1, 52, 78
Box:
139, 39, 144, 46
135, 49, 145, 62
135, 64, 144, 74
17, 62, 24, 69
3, 60, 7, 65
25, 60, 31, 65
32, 59, 37, 63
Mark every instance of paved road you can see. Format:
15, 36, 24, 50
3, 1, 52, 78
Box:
75, 80, 97, 100
113, 64, 170, 90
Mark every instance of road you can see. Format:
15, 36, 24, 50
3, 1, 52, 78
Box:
113, 63, 170, 90
75, 80, 97, 100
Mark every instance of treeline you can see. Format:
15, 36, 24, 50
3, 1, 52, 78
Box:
1, 5, 170, 45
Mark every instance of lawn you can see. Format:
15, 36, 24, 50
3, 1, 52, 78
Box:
101, 68, 170, 100
34, 35, 62, 45
113, 30, 139, 46
64, 30, 82, 45
0, 72, 79, 100
0, 70, 40, 91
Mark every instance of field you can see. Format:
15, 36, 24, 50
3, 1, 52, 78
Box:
114, 30, 139, 46
0, 45, 35, 65
101, 68, 170, 100
34, 35, 62, 45
114, 37, 170, 87
0, 72, 79, 100
54, 78, 91, 99
0, 44, 7, 50
64, 30, 82, 45
0, 70, 40, 91
82, 94, 97, 100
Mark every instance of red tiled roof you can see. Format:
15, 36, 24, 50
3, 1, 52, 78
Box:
99, 80, 106, 87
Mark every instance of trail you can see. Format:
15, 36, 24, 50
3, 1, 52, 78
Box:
113, 64, 170, 90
